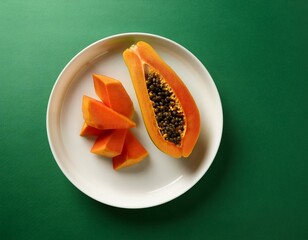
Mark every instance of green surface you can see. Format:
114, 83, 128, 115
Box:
1, 0, 307, 239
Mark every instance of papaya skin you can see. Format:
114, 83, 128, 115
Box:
123, 41, 200, 158
82, 95, 136, 130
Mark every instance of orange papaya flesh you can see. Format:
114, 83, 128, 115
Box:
91, 129, 128, 158
112, 130, 148, 170
80, 75, 134, 135
82, 95, 136, 130
93, 74, 134, 119
80, 74, 134, 137
123, 41, 200, 158
80, 122, 103, 136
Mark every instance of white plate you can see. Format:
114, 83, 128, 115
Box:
46, 33, 223, 209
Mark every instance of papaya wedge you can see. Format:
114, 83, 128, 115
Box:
82, 95, 136, 130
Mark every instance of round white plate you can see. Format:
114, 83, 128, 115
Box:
46, 33, 223, 209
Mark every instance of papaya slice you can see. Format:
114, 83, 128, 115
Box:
91, 129, 128, 157
80, 122, 103, 136
123, 41, 200, 158
113, 130, 148, 170
81, 74, 134, 135
93, 74, 134, 118
82, 95, 136, 130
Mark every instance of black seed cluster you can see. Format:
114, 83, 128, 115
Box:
145, 71, 185, 145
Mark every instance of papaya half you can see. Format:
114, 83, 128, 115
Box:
123, 41, 200, 158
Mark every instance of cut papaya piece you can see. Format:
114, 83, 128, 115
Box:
113, 130, 148, 170
80, 75, 134, 137
80, 122, 103, 136
82, 95, 136, 130
123, 41, 200, 158
93, 74, 134, 119
91, 129, 128, 157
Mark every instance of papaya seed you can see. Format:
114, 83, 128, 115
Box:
145, 67, 185, 145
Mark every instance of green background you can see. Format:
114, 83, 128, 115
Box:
1, 0, 307, 239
